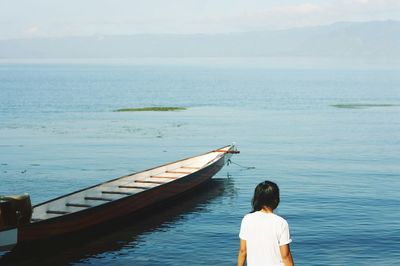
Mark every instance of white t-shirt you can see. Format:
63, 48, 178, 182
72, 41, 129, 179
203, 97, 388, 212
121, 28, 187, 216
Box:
239, 211, 292, 266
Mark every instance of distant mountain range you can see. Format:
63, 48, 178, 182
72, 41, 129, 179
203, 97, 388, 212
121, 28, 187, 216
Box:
0, 20, 399, 59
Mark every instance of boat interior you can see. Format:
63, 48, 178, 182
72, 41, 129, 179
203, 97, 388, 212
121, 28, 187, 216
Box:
30, 147, 231, 222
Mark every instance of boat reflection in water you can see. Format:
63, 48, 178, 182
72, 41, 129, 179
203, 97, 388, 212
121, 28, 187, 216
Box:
0, 177, 236, 265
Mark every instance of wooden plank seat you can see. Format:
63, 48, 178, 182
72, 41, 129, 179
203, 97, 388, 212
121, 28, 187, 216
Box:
181, 166, 201, 169
150, 175, 177, 179
101, 191, 134, 196
118, 185, 148, 189
66, 203, 92, 208
46, 210, 70, 215
166, 170, 192, 174
84, 196, 113, 202
135, 180, 166, 185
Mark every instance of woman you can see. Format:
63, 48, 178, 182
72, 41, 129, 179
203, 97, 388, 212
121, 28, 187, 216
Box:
238, 181, 294, 266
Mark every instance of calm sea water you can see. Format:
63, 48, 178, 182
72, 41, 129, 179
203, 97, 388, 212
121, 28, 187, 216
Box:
0, 60, 399, 265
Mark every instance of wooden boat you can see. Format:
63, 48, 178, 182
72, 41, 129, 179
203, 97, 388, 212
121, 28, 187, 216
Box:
0, 145, 238, 251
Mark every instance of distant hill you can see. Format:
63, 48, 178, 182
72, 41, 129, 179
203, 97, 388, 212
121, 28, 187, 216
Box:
0, 20, 399, 59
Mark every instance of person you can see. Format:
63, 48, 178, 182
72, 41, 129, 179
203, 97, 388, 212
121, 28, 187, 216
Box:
238, 181, 294, 266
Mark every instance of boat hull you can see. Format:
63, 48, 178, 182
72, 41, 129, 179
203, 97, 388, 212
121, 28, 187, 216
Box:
17, 152, 228, 244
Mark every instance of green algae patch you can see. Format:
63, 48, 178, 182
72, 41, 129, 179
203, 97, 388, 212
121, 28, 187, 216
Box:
114, 107, 187, 112
331, 104, 400, 109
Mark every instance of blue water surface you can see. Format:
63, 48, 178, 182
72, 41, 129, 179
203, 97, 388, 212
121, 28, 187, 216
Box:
0, 60, 399, 265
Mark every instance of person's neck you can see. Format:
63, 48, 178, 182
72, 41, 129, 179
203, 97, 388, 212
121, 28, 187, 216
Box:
260, 207, 273, 213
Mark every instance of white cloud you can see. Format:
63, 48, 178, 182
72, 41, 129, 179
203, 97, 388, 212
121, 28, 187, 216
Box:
26, 26, 40, 34
1, 0, 400, 39
21, 25, 44, 38
354, 0, 369, 4
273, 3, 324, 15
218, 0, 400, 31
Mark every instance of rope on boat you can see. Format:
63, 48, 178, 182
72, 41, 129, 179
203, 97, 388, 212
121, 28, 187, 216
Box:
227, 159, 256, 170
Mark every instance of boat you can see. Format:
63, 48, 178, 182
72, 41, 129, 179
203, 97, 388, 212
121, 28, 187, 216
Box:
0, 145, 239, 251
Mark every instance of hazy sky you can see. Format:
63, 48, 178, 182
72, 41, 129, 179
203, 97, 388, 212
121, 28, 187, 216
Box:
1, 0, 400, 39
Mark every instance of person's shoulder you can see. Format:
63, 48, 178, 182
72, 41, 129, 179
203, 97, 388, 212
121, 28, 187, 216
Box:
241, 211, 259, 221
242, 212, 256, 219
272, 213, 289, 225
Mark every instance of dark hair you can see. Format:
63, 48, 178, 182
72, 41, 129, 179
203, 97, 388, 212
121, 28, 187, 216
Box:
251, 181, 280, 212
